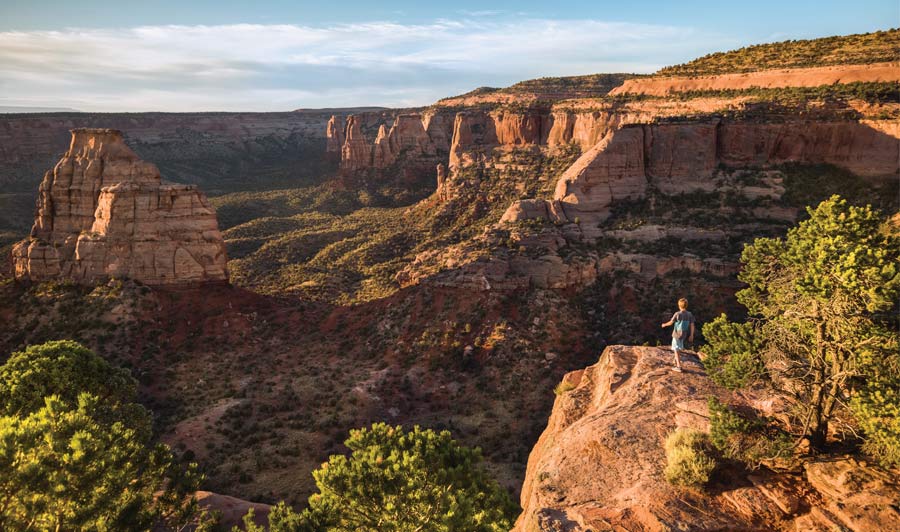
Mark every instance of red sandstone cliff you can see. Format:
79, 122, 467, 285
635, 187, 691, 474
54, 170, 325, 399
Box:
336, 110, 454, 183
609, 61, 900, 97
502, 119, 899, 234
12, 129, 228, 285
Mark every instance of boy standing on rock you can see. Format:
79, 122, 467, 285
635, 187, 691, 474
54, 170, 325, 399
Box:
661, 298, 695, 372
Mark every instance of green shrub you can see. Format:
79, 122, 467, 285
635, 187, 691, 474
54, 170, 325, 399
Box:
851, 340, 900, 467
701, 315, 765, 390
663, 428, 717, 487
0, 341, 209, 531
704, 196, 900, 459
707, 397, 793, 468
237, 423, 517, 531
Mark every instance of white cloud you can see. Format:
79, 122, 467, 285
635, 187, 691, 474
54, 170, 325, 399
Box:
0, 19, 731, 111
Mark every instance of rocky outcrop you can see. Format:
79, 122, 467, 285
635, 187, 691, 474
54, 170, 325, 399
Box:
515, 345, 900, 532
395, 228, 601, 291
338, 112, 453, 182
448, 112, 500, 169
515, 346, 746, 531
325, 114, 345, 161
545, 110, 618, 150
717, 120, 900, 178
610, 61, 900, 96
448, 109, 615, 170
12, 128, 227, 285
434, 163, 451, 202
552, 128, 648, 223
423, 111, 454, 149
339, 107, 615, 178
802, 458, 900, 531
339, 115, 373, 174
503, 119, 900, 233
372, 124, 392, 168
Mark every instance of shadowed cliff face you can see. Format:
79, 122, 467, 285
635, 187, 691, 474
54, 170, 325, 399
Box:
12, 128, 228, 285
514, 346, 900, 532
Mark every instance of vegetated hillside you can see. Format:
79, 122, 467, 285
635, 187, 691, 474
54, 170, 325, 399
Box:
213, 145, 581, 303
611, 81, 900, 105
0, 272, 599, 506
658, 28, 899, 76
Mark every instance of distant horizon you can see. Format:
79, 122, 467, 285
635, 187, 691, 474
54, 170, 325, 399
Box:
1, 0, 896, 112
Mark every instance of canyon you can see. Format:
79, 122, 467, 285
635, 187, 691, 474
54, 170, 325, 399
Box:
0, 28, 898, 532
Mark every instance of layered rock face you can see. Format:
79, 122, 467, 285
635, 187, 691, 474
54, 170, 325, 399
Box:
515, 346, 900, 532
504, 119, 900, 233
12, 128, 227, 285
338, 108, 619, 180
448, 110, 618, 170
336, 111, 453, 180
339, 116, 373, 174
609, 61, 900, 97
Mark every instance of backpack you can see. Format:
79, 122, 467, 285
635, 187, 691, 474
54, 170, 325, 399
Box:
673, 315, 691, 339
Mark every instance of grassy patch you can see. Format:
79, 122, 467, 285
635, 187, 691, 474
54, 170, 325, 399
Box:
664, 428, 717, 487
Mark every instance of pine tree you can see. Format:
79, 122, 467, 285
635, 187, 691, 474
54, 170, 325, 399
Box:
0, 340, 210, 530
703, 196, 899, 461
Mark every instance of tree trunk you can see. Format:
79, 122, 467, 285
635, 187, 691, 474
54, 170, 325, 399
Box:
807, 311, 829, 450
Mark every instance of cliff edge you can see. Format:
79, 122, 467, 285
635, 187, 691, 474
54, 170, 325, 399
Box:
514, 345, 900, 532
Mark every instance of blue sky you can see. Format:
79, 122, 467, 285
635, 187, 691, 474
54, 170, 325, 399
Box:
1, 0, 896, 111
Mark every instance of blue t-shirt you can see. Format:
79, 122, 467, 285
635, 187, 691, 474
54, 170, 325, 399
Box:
671, 310, 695, 337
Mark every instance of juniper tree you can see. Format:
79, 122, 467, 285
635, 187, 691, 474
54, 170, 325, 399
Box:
0, 340, 210, 531
238, 423, 517, 532
703, 196, 899, 460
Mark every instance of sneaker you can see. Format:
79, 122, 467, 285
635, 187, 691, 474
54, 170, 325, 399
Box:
670, 366, 683, 372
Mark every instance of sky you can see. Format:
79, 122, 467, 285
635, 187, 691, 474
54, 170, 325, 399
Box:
0, 0, 897, 112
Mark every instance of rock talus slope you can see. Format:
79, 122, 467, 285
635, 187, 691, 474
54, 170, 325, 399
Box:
12, 128, 227, 285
